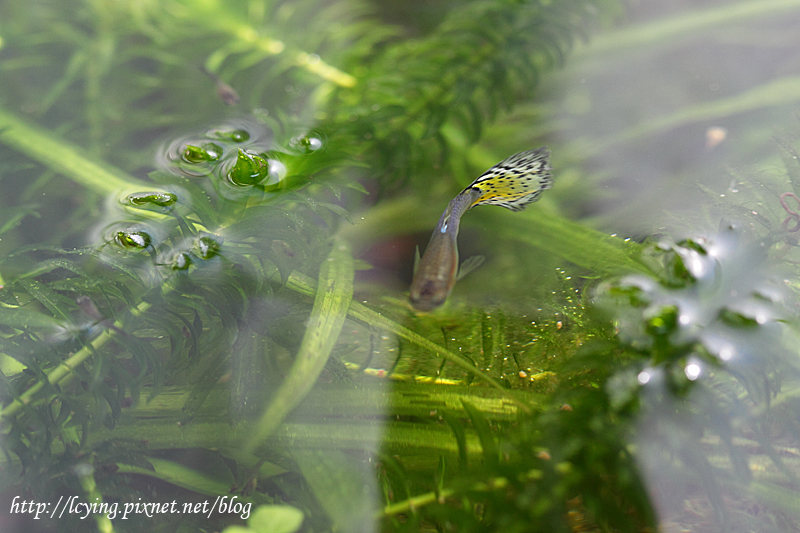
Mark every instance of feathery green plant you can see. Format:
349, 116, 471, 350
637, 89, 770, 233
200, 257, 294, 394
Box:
2, 1, 800, 532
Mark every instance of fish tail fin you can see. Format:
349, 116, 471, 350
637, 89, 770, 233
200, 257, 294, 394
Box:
465, 147, 552, 211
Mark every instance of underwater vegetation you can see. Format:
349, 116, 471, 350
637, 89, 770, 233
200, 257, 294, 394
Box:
2, 0, 800, 532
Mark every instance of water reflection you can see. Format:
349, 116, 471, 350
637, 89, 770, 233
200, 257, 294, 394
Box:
599, 224, 799, 531
549, 2, 800, 237
4, 0, 800, 531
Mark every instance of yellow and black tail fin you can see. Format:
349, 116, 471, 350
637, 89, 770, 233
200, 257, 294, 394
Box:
465, 147, 552, 211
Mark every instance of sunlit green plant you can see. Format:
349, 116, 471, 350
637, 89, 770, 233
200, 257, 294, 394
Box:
2, 1, 800, 533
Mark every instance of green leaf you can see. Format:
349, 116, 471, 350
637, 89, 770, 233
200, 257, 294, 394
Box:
114, 456, 234, 497
462, 400, 499, 468
229, 327, 272, 422
228, 149, 270, 186
0, 305, 63, 330
436, 454, 446, 495
244, 236, 354, 451
221, 526, 251, 533
16, 278, 71, 320
87, 249, 145, 286
293, 449, 373, 531
317, 201, 354, 224
285, 270, 532, 412
0, 107, 147, 193
441, 410, 469, 469
487, 209, 653, 276
245, 504, 304, 533
345, 181, 369, 195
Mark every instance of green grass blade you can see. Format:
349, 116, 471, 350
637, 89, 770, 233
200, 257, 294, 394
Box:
461, 400, 499, 468
342, 196, 652, 278
581, 0, 800, 59
114, 457, 234, 497
286, 271, 534, 413
0, 107, 146, 193
244, 237, 354, 452
484, 209, 652, 275
596, 76, 800, 152
17, 278, 71, 320
0, 305, 63, 330
292, 449, 374, 531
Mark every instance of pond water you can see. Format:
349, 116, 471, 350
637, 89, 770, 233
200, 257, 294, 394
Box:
1, 1, 800, 532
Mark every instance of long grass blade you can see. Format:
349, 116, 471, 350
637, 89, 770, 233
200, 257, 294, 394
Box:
244, 237, 354, 452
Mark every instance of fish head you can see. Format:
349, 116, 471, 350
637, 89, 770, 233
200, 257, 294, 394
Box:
410, 277, 451, 311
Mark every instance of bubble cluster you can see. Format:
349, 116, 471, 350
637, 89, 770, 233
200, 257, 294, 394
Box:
152, 118, 325, 204
156, 118, 271, 180
101, 119, 325, 276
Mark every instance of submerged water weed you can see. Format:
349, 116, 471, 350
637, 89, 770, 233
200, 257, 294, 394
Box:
596, 223, 800, 530
0, 0, 659, 531
598, 223, 795, 397
370, 291, 659, 532
0, 116, 354, 531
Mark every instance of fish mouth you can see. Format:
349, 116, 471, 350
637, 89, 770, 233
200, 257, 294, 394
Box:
409, 293, 447, 312
409, 278, 450, 311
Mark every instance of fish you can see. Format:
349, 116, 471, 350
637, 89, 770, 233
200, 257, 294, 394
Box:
76, 295, 128, 337
200, 65, 240, 106
409, 147, 552, 311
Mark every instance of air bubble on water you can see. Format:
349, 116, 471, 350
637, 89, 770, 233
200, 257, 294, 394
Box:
114, 230, 151, 249
684, 362, 701, 381
126, 191, 177, 208
182, 142, 223, 163
292, 134, 324, 153
195, 236, 221, 260
266, 159, 287, 185
719, 345, 734, 361
172, 251, 192, 270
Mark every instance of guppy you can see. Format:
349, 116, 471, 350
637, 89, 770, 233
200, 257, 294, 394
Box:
409, 147, 552, 311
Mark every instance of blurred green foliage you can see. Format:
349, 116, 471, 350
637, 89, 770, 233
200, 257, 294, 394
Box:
1, 1, 800, 532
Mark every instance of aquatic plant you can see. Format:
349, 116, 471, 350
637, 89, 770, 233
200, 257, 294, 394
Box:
2, 0, 800, 532
595, 225, 800, 532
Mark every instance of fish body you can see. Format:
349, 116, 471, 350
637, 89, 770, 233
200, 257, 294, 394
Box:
409, 147, 552, 311
76, 295, 128, 337
410, 188, 481, 311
